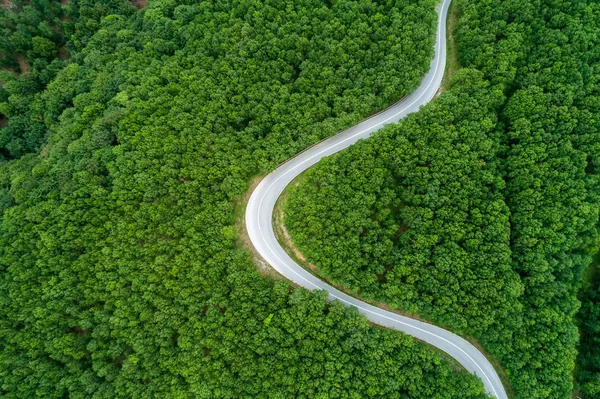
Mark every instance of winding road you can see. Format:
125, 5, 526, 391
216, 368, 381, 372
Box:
246, 0, 508, 397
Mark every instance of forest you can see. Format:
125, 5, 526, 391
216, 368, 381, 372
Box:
0, 0, 495, 398
284, 0, 600, 398
0, 0, 139, 159
578, 262, 600, 398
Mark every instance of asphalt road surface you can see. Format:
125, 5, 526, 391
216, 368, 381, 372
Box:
246, 0, 508, 397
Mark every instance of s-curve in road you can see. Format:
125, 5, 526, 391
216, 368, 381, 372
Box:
246, 0, 508, 397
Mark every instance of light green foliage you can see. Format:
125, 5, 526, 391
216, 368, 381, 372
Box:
0, 0, 492, 398
31, 36, 58, 59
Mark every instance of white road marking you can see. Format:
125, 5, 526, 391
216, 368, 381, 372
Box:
245, 0, 508, 397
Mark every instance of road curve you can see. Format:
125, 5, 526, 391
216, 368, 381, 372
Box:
246, 0, 508, 397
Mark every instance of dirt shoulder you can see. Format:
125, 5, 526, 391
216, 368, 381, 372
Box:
273, 175, 513, 397
441, 0, 461, 92
234, 175, 282, 280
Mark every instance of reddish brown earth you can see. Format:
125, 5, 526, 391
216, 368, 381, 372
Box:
15, 55, 29, 74
130, 0, 148, 9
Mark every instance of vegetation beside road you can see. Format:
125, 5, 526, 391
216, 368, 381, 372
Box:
0, 0, 493, 398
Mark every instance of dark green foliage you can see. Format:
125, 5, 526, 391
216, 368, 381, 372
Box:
285, 0, 600, 398
0, 0, 492, 397
0, 0, 63, 71
0, 0, 136, 70
0, 0, 136, 159
578, 263, 600, 398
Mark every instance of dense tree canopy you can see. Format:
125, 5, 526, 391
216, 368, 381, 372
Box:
0, 0, 137, 159
285, 0, 600, 398
577, 263, 600, 398
0, 0, 494, 398
285, 70, 520, 336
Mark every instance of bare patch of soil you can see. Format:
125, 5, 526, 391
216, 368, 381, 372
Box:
130, 0, 148, 9
58, 46, 68, 61
15, 55, 29, 74
279, 218, 310, 263
2, 0, 13, 10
